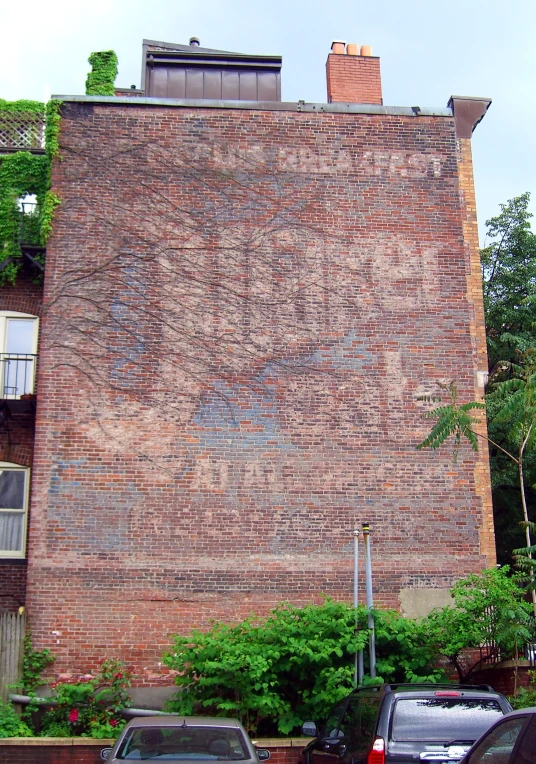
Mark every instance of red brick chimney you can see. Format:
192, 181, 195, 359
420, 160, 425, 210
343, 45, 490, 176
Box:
326, 41, 383, 104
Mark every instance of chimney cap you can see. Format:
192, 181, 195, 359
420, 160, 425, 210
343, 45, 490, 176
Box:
189, 36, 200, 46
331, 39, 346, 49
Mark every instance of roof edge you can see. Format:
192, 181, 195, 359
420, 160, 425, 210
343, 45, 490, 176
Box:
52, 95, 453, 117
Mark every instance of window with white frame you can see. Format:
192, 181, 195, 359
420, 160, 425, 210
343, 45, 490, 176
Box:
0, 463, 30, 558
0, 311, 39, 399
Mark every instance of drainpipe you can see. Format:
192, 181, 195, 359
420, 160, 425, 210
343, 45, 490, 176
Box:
362, 523, 376, 678
353, 528, 364, 686
9, 694, 166, 717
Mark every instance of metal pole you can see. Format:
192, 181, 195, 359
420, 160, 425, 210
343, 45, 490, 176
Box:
353, 529, 361, 686
362, 523, 376, 679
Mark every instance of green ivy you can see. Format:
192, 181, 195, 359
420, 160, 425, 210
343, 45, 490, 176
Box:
0, 99, 44, 115
0, 99, 62, 285
86, 51, 118, 96
21, 632, 55, 693
40, 191, 61, 245
45, 99, 62, 161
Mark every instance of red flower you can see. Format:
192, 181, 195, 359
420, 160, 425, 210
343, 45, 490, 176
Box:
110, 719, 118, 727
68, 708, 79, 723
114, 672, 123, 679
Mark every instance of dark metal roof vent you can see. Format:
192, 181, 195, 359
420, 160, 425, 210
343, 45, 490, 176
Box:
189, 37, 200, 47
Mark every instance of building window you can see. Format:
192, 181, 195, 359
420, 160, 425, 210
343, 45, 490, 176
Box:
0, 463, 30, 558
0, 312, 39, 399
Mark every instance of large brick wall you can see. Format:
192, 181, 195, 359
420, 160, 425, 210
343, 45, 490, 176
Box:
25, 100, 493, 679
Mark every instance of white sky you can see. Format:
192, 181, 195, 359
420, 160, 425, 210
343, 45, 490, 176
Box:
2, 0, 534, 244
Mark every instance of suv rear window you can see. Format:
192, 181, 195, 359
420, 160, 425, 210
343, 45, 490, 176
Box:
391, 698, 504, 742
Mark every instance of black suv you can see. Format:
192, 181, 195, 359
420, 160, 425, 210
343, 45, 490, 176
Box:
299, 684, 512, 764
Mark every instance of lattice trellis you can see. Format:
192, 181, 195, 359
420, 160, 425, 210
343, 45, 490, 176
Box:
0, 110, 45, 150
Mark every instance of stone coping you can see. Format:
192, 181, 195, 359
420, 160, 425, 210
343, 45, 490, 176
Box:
0, 737, 114, 746
0, 737, 310, 747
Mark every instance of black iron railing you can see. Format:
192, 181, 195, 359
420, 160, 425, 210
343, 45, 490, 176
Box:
478, 614, 536, 668
17, 201, 41, 246
0, 354, 36, 399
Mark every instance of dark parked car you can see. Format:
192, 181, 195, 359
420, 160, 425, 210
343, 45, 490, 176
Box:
459, 708, 536, 764
299, 684, 512, 764
101, 715, 271, 762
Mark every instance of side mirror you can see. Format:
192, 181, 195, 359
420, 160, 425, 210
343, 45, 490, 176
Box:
302, 722, 318, 737
101, 748, 113, 761
256, 749, 271, 761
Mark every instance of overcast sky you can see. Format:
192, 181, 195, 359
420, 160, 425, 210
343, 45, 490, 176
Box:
2, 0, 534, 244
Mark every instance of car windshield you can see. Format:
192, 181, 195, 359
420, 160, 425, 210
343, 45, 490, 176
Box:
391, 698, 504, 743
115, 725, 250, 761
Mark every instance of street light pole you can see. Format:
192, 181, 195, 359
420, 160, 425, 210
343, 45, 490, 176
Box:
362, 523, 376, 679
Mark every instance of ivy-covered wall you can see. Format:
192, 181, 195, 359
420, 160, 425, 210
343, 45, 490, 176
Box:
0, 100, 61, 286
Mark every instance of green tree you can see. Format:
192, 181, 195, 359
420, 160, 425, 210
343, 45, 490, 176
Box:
481, 193, 536, 371
479, 194, 536, 562
488, 354, 536, 561
425, 567, 533, 683
417, 374, 536, 614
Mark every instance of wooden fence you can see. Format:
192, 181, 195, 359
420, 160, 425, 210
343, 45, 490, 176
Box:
0, 611, 25, 702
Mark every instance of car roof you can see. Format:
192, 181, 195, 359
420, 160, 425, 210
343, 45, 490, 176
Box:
348, 683, 505, 698
124, 716, 244, 729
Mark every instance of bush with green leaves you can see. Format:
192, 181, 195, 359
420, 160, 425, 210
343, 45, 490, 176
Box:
0, 701, 33, 737
163, 599, 444, 735
510, 670, 536, 709
40, 659, 131, 739
425, 566, 533, 682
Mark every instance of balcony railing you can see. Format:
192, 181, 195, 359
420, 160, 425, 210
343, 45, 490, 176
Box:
479, 614, 536, 668
17, 201, 41, 246
0, 354, 36, 400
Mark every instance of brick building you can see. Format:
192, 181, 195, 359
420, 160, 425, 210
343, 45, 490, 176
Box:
1, 39, 493, 684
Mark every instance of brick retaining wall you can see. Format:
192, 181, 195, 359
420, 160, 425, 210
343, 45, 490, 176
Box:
0, 737, 305, 764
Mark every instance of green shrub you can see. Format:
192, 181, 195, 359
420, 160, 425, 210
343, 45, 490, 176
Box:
0, 702, 34, 737
40, 659, 131, 739
510, 669, 536, 709
163, 599, 443, 735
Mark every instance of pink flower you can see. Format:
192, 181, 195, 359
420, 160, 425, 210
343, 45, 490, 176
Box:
110, 719, 118, 727
68, 708, 79, 723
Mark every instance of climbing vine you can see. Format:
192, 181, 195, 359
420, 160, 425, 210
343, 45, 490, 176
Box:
1, 50, 118, 286
0, 99, 62, 286
85, 51, 118, 96
45, 99, 62, 161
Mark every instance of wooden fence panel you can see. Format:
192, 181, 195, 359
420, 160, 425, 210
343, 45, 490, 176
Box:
0, 611, 26, 702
